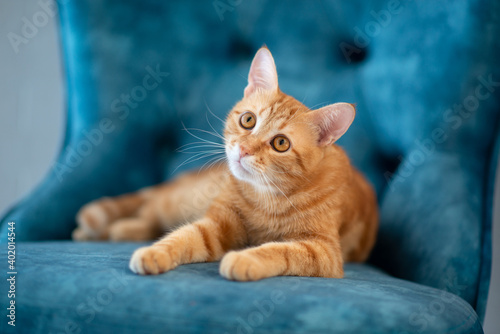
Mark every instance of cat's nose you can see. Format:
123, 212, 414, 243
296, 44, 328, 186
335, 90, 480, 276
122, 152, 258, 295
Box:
239, 145, 252, 159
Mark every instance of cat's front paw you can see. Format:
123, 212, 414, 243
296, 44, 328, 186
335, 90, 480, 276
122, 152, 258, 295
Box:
129, 246, 175, 275
219, 251, 269, 281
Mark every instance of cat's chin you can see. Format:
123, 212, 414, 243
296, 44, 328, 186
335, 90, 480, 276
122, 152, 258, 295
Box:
228, 160, 252, 180
229, 160, 258, 184
228, 161, 276, 192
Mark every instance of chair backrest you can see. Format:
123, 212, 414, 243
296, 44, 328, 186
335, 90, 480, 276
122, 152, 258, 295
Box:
57, 0, 500, 319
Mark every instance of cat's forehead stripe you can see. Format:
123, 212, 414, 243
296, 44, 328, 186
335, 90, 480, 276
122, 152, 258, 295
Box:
258, 106, 272, 116
252, 97, 303, 135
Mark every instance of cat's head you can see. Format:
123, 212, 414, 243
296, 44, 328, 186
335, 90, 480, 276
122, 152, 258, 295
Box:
224, 47, 355, 190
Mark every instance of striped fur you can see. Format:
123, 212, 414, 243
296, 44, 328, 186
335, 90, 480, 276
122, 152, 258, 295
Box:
75, 47, 378, 281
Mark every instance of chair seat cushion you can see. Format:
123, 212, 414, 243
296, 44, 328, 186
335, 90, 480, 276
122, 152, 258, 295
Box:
0, 242, 482, 334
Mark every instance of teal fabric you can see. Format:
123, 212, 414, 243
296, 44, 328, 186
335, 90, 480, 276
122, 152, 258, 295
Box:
1, 0, 499, 332
0, 242, 483, 334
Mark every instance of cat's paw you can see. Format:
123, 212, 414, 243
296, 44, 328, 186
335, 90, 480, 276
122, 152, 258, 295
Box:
129, 246, 176, 275
72, 227, 96, 241
73, 199, 112, 240
219, 251, 269, 281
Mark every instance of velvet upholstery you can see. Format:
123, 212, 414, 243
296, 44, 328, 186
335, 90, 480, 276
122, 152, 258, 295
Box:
0, 242, 484, 334
1, 0, 499, 333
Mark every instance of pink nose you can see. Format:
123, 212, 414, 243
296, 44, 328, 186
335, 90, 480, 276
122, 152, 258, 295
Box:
239, 145, 251, 159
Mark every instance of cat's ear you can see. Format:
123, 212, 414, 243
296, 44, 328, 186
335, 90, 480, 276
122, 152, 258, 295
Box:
244, 47, 278, 97
308, 103, 356, 146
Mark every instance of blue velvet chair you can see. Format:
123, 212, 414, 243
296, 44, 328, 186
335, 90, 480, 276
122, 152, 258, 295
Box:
1, 0, 499, 333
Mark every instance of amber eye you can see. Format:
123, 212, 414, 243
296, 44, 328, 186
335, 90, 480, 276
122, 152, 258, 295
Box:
271, 135, 290, 152
240, 112, 256, 129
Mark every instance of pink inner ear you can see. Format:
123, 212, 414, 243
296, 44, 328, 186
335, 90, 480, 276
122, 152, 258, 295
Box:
244, 48, 278, 97
313, 103, 356, 146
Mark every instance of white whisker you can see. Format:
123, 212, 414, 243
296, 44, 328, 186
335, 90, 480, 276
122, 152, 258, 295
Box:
263, 173, 300, 214
177, 141, 225, 151
177, 146, 225, 154
205, 113, 225, 141
261, 173, 275, 217
171, 151, 223, 174
181, 122, 225, 146
204, 99, 226, 125
182, 126, 225, 142
197, 155, 227, 174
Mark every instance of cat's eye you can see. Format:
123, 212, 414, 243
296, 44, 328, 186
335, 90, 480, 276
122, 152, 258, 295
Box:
271, 135, 290, 152
240, 112, 256, 129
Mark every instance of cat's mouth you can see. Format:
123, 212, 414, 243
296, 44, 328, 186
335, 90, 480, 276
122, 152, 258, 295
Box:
226, 146, 255, 181
230, 157, 253, 177
234, 159, 247, 171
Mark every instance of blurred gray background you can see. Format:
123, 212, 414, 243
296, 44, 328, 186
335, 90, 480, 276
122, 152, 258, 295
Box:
0, 1, 498, 332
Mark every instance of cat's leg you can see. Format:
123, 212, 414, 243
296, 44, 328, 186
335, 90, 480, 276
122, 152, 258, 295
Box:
108, 218, 163, 241
74, 163, 229, 241
105, 164, 230, 241
219, 236, 344, 281
73, 192, 151, 241
129, 212, 246, 275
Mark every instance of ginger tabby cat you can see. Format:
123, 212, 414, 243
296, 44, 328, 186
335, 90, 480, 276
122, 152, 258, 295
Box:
73, 47, 378, 281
